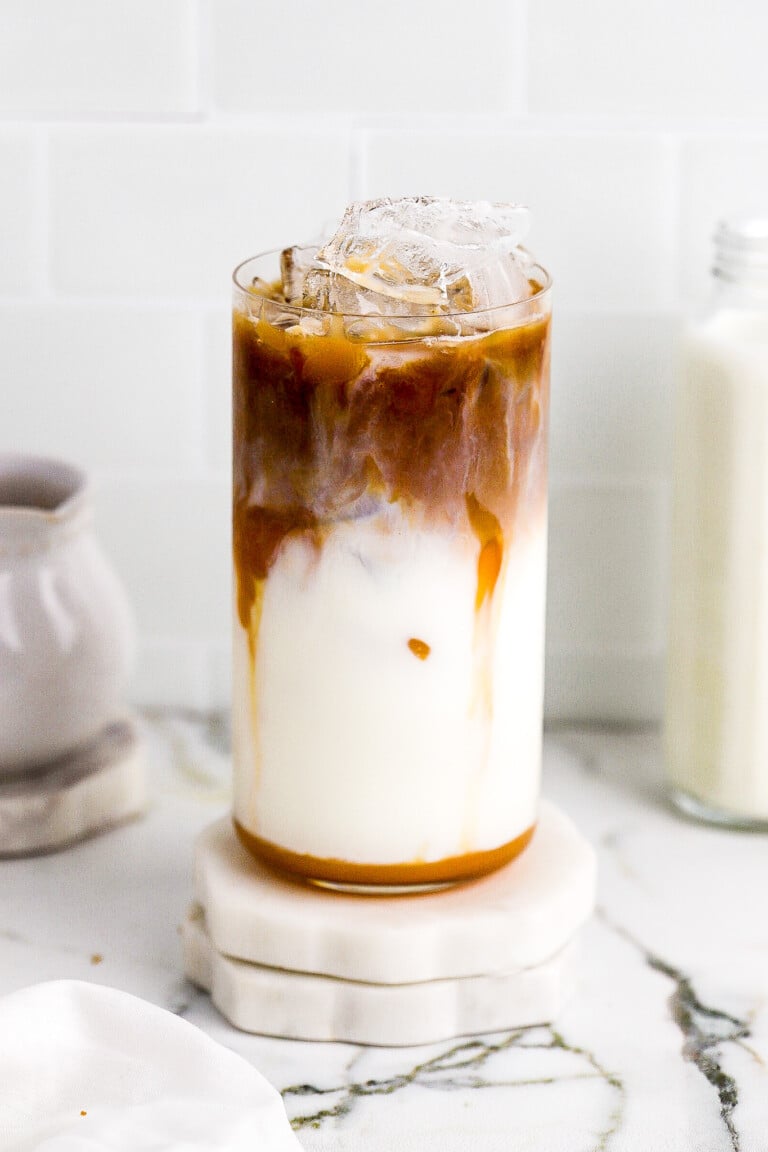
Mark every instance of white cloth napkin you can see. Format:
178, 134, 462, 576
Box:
0, 981, 302, 1151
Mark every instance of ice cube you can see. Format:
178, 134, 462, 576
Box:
300, 268, 333, 311
315, 197, 533, 313
463, 246, 535, 312
280, 245, 320, 305
300, 266, 434, 316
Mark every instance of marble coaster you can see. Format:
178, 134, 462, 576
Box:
0, 718, 147, 857
194, 800, 596, 984
183, 905, 578, 1047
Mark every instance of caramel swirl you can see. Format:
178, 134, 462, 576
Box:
233, 307, 550, 627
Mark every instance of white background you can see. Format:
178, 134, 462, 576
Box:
1, 0, 766, 719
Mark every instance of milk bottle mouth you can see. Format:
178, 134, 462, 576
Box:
713, 215, 768, 283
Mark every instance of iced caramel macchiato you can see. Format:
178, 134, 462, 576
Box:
232, 198, 551, 890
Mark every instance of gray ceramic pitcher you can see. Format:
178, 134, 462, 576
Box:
0, 455, 135, 773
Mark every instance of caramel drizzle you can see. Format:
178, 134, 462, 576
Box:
234, 817, 536, 888
233, 501, 318, 630
232, 504, 318, 816
465, 493, 503, 610
463, 493, 505, 852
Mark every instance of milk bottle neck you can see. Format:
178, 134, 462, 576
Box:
709, 215, 768, 311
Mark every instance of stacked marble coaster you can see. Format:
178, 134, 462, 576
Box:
183, 801, 596, 1047
0, 718, 146, 857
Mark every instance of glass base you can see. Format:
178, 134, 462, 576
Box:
670, 788, 768, 833
234, 819, 536, 894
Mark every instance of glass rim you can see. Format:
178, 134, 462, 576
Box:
232, 248, 552, 322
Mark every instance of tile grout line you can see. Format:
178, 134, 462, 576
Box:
34, 125, 52, 301
515, 0, 530, 120
192, 0, 213, 124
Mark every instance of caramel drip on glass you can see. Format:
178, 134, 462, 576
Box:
465, 493, 503, 610
233, 502, 317, 629
232, 505, 316, 807
463, 493, 506, 853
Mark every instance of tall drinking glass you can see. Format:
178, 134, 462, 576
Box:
232, 241, 551, 890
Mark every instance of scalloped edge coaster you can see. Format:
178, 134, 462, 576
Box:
183, 905, 578, 1047
0, 718, 147, 857
194, 800, 596, 985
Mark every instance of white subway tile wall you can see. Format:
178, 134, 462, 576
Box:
1, 0, 766, 719
0, 306, 206, 470
528, 0, 768, 121
0, 130, 41, 293
549, 314, 677, 481
210, 0, 527, 118
0, 0, 199, 119
50, 128, 350, 297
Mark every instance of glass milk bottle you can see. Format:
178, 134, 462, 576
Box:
666, 216, 768, 828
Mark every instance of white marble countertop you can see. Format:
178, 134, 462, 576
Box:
1, 715, 766, 1151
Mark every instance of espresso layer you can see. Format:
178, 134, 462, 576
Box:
233, 307, 550, 628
